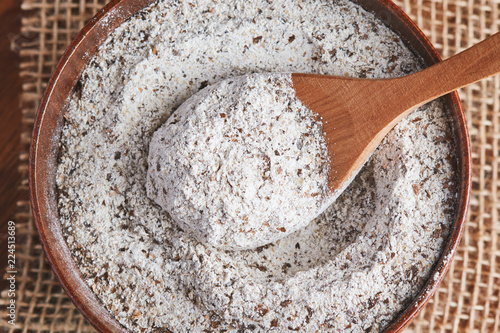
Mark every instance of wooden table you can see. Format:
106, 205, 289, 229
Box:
0, 0, 23, 292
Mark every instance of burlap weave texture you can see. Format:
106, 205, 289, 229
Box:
1, 0, 499, 332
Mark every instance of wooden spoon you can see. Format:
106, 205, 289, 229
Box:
293, 32, 500, 193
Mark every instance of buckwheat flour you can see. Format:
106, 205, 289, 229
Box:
147, 73, 330, 250
56, 0, 458, 332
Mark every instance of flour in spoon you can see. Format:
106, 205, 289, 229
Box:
147, 73, 330, 250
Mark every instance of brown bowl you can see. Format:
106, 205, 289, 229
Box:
29, 0, 471, 332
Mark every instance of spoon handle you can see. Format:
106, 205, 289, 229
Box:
402, 31, 500, 110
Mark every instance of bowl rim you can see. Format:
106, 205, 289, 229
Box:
29, 0, 471, 332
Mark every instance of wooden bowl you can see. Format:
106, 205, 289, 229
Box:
29, 0, 471, 332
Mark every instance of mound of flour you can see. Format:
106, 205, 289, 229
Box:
147, 73, 330, 250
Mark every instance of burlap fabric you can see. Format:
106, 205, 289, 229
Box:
1, 0, 499, 331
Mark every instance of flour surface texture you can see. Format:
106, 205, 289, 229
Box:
147, 73, 330, 250
56, 0, 459, 332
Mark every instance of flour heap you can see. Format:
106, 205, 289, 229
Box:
147, 73, 330, 250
